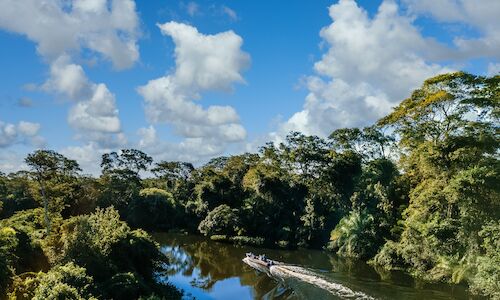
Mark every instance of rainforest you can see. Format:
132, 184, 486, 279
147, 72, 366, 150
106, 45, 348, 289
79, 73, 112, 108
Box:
0, 72, 498, 299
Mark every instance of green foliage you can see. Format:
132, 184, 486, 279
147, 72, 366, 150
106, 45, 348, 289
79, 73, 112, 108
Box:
31, 262, 96, 300
44, 207, 180, 299
97, 169, 142, 213
101, 149, 153, 174
230, 236, 265, 247
198, 205, 239, 236
0, 72, 497, 298
327, 210, 380, 259
126, 188, 177, 231
7, 263, 97, 300
0, 172, 38, 219
372, 72, 499, 296
0, 226, 17, 292
469, 222, 500, 298
0, 222, 47, 293
25, 150, 82, 233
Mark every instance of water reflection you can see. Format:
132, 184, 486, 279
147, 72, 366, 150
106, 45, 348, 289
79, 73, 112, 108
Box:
155, 233, 481, 300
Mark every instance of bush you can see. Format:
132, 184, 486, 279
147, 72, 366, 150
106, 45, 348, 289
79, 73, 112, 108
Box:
8, 263, 96, 300
370, 240, 406, 270
46, 207, 181, 299
0, 224, 47, 293
469, 222, 500, 298
230, 236, 265, 247
210, 235, 229, 242
0, 227, 17, 292
102, 272, 148, 300
32, 263, 97, 300
198, 205, 239, 236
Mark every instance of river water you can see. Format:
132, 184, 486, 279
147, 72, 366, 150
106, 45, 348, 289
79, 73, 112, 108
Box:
154, 233, 482, 300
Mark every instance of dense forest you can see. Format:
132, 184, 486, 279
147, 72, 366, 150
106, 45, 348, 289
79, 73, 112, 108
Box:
0, 72, 498, 299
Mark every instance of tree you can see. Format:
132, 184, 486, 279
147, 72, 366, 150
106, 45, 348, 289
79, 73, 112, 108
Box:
101, 149, 152, 174
126, 188, 178, 230
198, 205, 239, 237
328, 210, 379, 259
373, 72, 499, 293
25, 150, 81, 234
99, 150, 152, 214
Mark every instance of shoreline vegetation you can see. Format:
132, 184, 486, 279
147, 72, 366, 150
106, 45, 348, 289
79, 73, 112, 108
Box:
0, 72, 499, 299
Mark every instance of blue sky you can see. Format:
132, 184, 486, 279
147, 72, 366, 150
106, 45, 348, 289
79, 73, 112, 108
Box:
0, 0, 498, 174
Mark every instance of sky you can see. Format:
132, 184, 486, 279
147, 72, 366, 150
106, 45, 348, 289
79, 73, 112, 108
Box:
0, 0, 499, 175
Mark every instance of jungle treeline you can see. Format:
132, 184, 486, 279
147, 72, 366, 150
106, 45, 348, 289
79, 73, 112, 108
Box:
0, 72, 498, 298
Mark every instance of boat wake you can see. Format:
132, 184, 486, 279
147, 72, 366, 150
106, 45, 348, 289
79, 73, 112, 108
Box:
270, 265, 375, 299
243, 255, 375, 300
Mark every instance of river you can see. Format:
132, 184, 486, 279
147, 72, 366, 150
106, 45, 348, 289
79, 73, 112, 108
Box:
154, 233, 482, 300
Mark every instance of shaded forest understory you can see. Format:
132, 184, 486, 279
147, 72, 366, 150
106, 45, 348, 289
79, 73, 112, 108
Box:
1, 72, 499, 299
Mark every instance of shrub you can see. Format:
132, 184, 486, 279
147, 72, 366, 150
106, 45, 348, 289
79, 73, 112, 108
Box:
469, 222, 500, 298
32, 263, 97, 300
0, 224, 47, 293
230, 236, 265, 247
210, 235, 229, 242
370, 240, 406, 270
8, 263, 96, 300
46, 207, 181, 299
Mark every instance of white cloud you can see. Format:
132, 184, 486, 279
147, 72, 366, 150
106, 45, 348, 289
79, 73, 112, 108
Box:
17, 121, 40, 136
403, 0, 500, 60
0, 150, 29, 174
0, 120, 44, 148
487, 63, 500, 76
136, 125, 232, 164
42, 55, 124, 148
0, 1, 136, 150
60, 142, 105, 175
0, 0, 139, 69
157, 22, 249, 91
43, 56, 91, 100
222, 6, 238, 21
274, 0, 451, 138
68, 84, 121, 134
138, 22, 249, 162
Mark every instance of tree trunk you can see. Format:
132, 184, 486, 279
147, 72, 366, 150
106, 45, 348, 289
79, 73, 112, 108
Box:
39, 177, 51, 234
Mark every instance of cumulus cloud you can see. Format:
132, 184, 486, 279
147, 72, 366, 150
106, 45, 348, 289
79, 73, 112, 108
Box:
136, 125, 232, 164
0, 150, 29, 174
138, 22, 249, 161
60, 142, 105, 175
42, 55, 125, 148
403, 0, 500, 60
0, 0, 139, 69
0, 0, 137, 150
0, 120, 44, 148
274, 0, 451, 139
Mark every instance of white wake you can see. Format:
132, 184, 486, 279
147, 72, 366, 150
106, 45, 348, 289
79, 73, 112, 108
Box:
269, 265, 375, 300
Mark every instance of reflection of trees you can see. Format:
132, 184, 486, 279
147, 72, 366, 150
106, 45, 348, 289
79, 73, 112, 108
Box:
157, 233, 364, 299
155, 233, 288, 298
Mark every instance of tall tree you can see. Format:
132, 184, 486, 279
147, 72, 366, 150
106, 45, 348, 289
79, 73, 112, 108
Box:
25, 150, 81, 234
